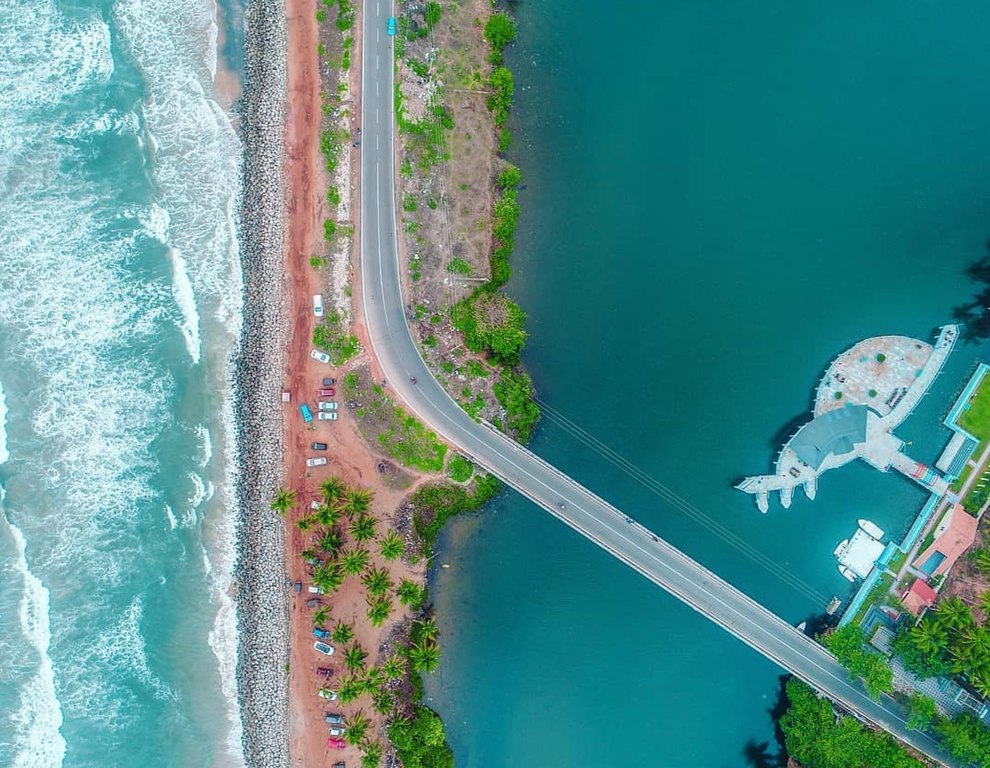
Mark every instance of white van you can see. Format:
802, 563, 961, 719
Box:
313, 294, 324, 317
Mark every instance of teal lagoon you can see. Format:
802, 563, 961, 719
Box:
428, 2, 990, 766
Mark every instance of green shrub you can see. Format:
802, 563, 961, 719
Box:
411, 475, 501, 550
487, 67, 513, 126
327, 186, 341, 206
447, 257, 471, 274
494, 368, 540, 442
387, 706, 454, 768
497, 164, 522, 189
484, 13, 516, 61
323, 219, 337, 241
451, 289, 527, 364
447, 455, 474, 483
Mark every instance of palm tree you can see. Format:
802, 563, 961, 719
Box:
344, 643, 368, 672
979, 591, 990, 621
378, 530, 404, 561
396, 578, 424, 608
351, 514, 377, 542
371, 688, 394, 715
911, 618, 949, 657
300, 548, 319, 564
331, 621, 355, 645
361, 740, 383, 768
297, 515, 316, 531
313, 561, 345, 593
318, 528, 344, 555
381, 654, 405, 681
338, 674, 364, 704
315, 503, 342, 528
362, 566, 392, 597
363, 665, 385, 690
340, 546, 370, 575
414, 617, 439, 644
313, 606, 331, 627
340, 486, 374, 517
320, 476, 346, 505
971, 547, 990, 575
937, 596, 974, 633
346, 710, 370, 744
270, 487, 297, 516
408, 641, 440, 674
367, 596, 393, 627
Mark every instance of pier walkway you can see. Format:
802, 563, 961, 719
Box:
359, 5, 956, 765
738, 326, 957, 511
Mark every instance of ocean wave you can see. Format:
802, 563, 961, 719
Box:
0, 382, 9, 465
115, 0, 245, 339
5, 516, 67, 768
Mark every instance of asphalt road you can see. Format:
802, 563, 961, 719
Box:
358, 5, 956, 765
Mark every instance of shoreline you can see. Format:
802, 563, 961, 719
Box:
232, 0, 291, 766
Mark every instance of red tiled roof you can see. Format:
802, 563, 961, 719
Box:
902, 578, 938, 617
913, 504, 978, 579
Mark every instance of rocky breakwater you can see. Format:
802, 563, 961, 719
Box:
233, 1, 290, 766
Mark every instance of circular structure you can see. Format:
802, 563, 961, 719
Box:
815, 335, 932, 417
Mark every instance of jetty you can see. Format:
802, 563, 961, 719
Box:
737, 326, 957, 512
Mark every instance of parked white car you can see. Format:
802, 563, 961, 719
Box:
314, 641, 335, 656
311, 349, 331, 364
318, 412, 339, 421
318, 401, 338, 411
306, 457, 328, 467
319, 688, 338, 701
313, 294, 324, 317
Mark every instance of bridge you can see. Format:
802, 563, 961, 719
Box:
357, 3, 955, 764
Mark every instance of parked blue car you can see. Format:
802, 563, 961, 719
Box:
300, 403, 313, 423
313, 627, 330, 640
387, 17, 396, 36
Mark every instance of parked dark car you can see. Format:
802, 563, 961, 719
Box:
322, 378, 336, 387
311, 442, 328, 451
325, 712, 344, 724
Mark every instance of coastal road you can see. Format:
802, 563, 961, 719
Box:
358, 5, 957, 765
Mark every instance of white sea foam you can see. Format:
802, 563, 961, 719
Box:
90, 596, 176, 703
204, 389, 246, 763
164, 504, 177, 531
6, 518, 66, 768
0, 382, 9, 465
195, 423, 214, 468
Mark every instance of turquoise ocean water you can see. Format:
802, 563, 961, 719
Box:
429, 2, 990, 766
0, 1, 246, 765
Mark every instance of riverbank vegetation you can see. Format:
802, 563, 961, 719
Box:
779, 679, 925, 768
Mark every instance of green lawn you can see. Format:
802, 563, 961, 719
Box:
958, 373, 990, 439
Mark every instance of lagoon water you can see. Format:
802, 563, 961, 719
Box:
430, 2, 990, 766
0, 1, 246, 765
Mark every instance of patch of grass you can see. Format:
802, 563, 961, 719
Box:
451, 288, 527, 364
310, 255, 328, 268
440, 360, 454, 374
313, 311, 361, 365
323, 219, 337, 241
326, 186, 341, 206
447, 257, 471, 275
959, 374, 990, 439
403, 193, 418, 212
334, 0, 355, 30
316, 8, 326, 22
427, 196, 438, 210
447, 455, 474, 483
424, 1, 441, 29
423, 334, 437, 348
377, 411, 447, 472
466, 360, 489, 378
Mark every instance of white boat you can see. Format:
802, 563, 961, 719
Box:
858, 519, 884, 541
796, 621, 807, 634
833, 539, 850, 557
838, 565, 858, 582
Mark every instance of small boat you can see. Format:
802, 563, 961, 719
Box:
838, 565, 857, 582
796, 621, 807, 634
833, 539, 850, 557
858, 519, 884, 540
